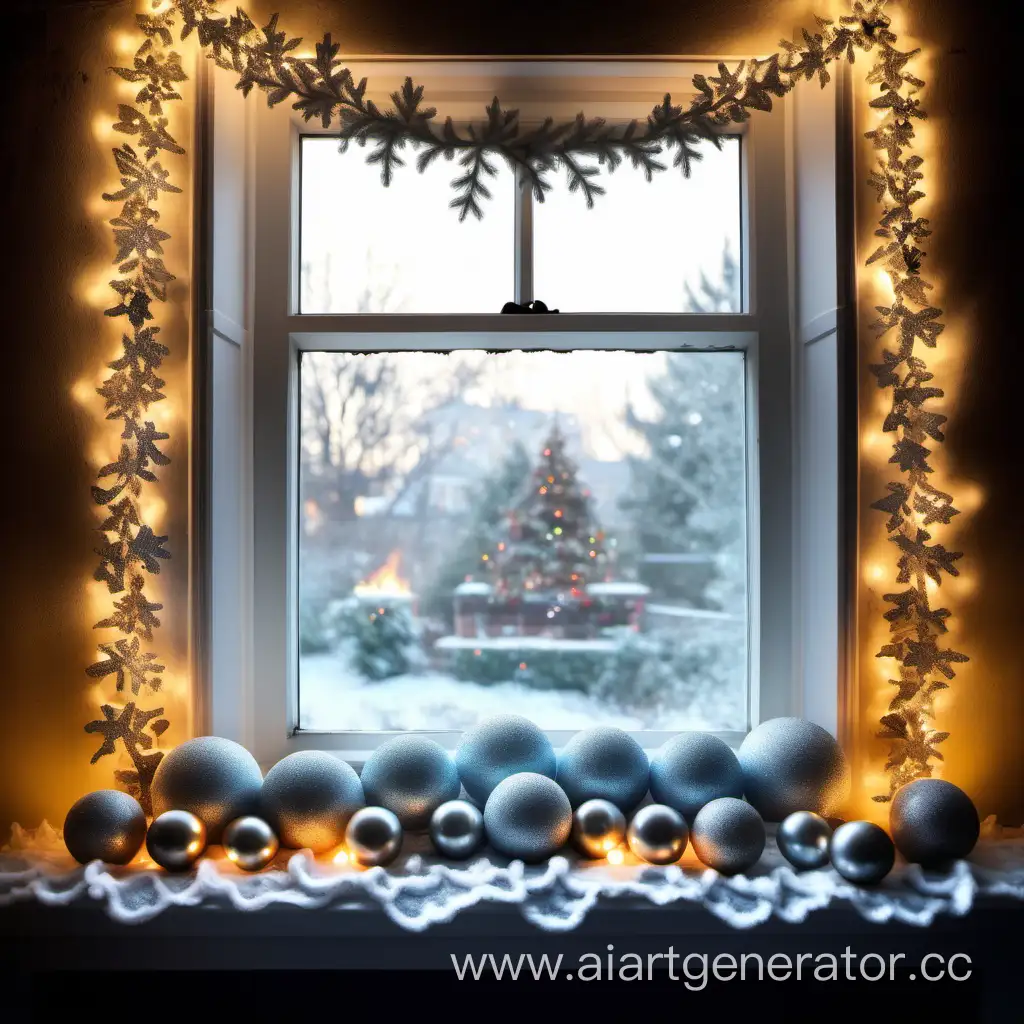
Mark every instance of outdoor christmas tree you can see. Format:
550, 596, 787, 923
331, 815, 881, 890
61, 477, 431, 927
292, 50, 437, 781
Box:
493, 423, 608, 598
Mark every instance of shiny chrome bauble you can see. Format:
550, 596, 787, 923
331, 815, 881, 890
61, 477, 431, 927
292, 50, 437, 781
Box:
345, 806, 403, 867
146, 809, 207, 871
571, 798, 627, 859
626, 803, 688, 865
829, 820, 895, 885
429, 799, 485, 860
777, 810, 832, 870
222, 815, 279, 872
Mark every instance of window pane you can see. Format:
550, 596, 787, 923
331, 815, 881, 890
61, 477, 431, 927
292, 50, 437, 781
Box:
298, 348, 748, 733
533, 137, 742, 312
300, 137, 515, 313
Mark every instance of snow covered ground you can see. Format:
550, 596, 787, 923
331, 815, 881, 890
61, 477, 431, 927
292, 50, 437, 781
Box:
299, 653, 736, 732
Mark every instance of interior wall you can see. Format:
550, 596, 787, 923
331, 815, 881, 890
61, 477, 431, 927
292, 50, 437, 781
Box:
1, 0, 1018, 831
1, 3, 195, 833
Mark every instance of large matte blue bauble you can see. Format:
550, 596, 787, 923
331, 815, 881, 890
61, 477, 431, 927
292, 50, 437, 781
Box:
890, 779, 980, 867
151, 736, 263, 843
63, 790, 147, 865
556, 727, 649, 813
484, 772, 572, 862
649, 732, 744, 820
360, 735, 460, 831
455, 714, 556, 805
690, 797, 766, 875
738, 718, 850, 821
261, 750, 364, 853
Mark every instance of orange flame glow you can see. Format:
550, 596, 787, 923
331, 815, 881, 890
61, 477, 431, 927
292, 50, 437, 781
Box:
353, 551, 411, 597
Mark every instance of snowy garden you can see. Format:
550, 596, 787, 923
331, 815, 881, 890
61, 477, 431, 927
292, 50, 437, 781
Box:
298, 336, 749, 734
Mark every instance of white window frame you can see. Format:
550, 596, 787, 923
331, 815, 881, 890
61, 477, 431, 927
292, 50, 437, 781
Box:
200, 58, 851, 768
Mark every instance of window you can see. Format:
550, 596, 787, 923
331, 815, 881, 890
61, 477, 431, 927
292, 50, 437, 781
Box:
206, 60, 849, 764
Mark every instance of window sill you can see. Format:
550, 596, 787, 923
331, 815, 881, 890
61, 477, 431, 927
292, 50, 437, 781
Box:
3, 829, 1023, 963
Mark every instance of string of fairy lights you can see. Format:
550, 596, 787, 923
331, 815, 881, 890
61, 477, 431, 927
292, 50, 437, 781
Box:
86, 0, 962, 810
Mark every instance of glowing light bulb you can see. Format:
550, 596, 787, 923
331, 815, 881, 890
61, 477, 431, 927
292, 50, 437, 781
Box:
606, 848, 624, 865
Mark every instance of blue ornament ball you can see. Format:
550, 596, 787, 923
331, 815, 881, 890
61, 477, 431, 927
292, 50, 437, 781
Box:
556, 727, 649, 813
649, 732, 744, 820
151, 736, 263, 843
455, 714, 556, 805
484, 772, 572, 862
360, 735, 460, 831
261, 750, 364, 853
690, 797, 766, 875
63, 790, 147, 866
737, 718, 850, 822
890, 778, 980, 867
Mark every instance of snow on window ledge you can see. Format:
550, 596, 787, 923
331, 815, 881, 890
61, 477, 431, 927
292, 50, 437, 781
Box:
2, 821, 1023, 933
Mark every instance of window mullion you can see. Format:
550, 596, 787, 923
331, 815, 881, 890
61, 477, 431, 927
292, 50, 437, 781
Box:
514, 171, 533, 304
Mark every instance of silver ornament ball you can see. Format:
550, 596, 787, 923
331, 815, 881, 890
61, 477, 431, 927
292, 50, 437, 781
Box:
777, 811, 832, 870
572, 798, 627, 859
63, 790, 147, 866
429, 800, 485, 859
146, 809, 207, 871
738, 718, 850, 821
484, 772, 572, 862
261, 750, 364, 853
151, 736, 263, 842
626, 803, 688, 865
649, 732, 744, 820
890, 779, 980, 868
360, 735, 460, 831
556, 727, 650, 813
223, 815, 279, 871
455, 714, 556, 805
829, 820, 895, 885
690, 797, 766, 875
345, 806, 403, 867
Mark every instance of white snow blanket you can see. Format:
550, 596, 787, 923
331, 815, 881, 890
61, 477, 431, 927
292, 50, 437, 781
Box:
2, 819, 1023, 932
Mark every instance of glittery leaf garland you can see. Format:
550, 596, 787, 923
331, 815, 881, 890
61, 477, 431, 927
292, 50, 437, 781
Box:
89, 0, 962, 804
87, 4, 187, 814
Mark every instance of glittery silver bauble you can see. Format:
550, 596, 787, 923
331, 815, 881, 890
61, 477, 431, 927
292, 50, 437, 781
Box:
145, 809, 207, 871
484, 772, 572, 862
429, 800, 485, 859
890, 778, 980, 868
737, 718, 850, 822
777, 810, 832, 870
63, 790, 147, 866
455, 714, 556, 805
829, 821, 895, 884
690, 797, 766, 875
649, 732, 744, 820
345, 806, 403, 867
626, 803, 688, 865
151, 736, 263, 842
223, 816, 279, 871
261, 750, 364, 853
572, 798, 627, 859
556, 727, 649, 813
360, 735, 461, 831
